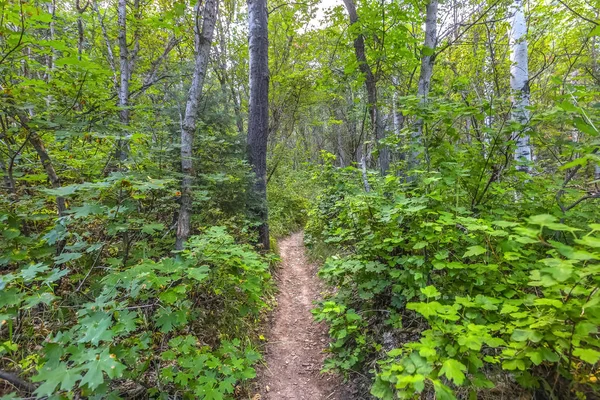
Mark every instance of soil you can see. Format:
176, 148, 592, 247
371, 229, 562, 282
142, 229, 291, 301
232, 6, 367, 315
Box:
253, 232, 348, 400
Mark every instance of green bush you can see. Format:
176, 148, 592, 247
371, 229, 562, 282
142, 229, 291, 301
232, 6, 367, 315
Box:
308, 159, 600, 400
268, 166, 314, 238
1, 226, 273, 398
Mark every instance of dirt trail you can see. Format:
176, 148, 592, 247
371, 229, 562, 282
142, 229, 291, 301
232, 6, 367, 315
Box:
255, 232, 346, 400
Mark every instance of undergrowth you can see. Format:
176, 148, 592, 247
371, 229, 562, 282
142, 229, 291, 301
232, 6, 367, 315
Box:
0, 172, 276, 399
307, 155, 600, 400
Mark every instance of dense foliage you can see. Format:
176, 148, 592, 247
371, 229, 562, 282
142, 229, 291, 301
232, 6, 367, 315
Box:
308, 140, 600, 399
3, 0, 600, 397
0, 0, 277, 398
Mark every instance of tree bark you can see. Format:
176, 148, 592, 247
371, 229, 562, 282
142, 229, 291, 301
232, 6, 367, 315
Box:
76, 1, 89, 61
509, 0, 533, 172
410, 0, 438, 172
247, 0, 270, 250
342, 0, 388, 176
116, 0, 130, 161
175, 0, 219, 250
16, 114, 66, 216
93, 0, 117, 87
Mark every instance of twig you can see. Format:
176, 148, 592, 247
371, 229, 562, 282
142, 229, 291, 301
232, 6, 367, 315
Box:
0, 370, 36, 394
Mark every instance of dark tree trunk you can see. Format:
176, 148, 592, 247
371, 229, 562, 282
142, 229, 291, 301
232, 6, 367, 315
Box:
247, 0, 270, 250
16, 114, 66, 216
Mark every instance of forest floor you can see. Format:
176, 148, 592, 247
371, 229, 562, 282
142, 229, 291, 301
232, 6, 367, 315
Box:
253, 232, 348, 400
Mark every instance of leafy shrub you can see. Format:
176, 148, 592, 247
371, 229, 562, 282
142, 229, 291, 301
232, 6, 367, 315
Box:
268, 165, 314, 237
308, 159, 600, 399
1, 226, 272, 398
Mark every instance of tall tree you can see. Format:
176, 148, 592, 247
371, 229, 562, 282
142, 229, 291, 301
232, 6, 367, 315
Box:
410, 0, 438, 172
175, 0, 219, 250
342, 0, 389, 176
247, 0, 270, 249
509, 0, 532, 172
116, 0, 130, 162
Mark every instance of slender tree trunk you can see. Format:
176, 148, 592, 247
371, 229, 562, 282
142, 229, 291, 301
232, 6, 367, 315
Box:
392, 77, 405, 136
93, 0, 118, 87
76, 1, 88, 61
175, 0, 219, 250
509, 0, 532, 172
342, 0, 388, 176
247, 0, 270, 250
230, 83, 245, 135
16, 114, 66, 216
593, 11, 600, 179
336, 124, 346, 168
410, 0, 438, 172
45, 0, 56, 107
0, 153, 15, 195
117, 0, 130, 162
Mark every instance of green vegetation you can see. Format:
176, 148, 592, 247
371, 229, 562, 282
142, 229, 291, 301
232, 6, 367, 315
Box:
2, 0, 600, 398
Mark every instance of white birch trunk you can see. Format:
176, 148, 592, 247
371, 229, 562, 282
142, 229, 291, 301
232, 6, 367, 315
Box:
175, 0, 219, 250
93, 0, 118, 87
392, 77, 404, 136
509, 0, 533, 172
117, 0, 130, 161
410, 0, 438, 172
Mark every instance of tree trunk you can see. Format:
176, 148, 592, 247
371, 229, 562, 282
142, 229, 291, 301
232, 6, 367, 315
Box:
509, 0, 532, 172
247, 0, 270, 250
410, 0, 438, 172
342, 0, 388, 176
117, 0, 130, 161
392, 77, 405, 136
76, 1, 88, 61
175, 0, 219, 250
93, 0, 118, 87
16, 114, 66, 216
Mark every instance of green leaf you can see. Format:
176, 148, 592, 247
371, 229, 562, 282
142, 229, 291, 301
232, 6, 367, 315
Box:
42, 184, 80, 196
20, 263, 49, 281
69, 204, 106, 218
573, 347, 600, 364
54, 252, 83, 265
188, 265, 210, 282
560, 157, 588, 170
80, 349, 125, 390
558, 101, 579, 113
589, 24, 600, 36
439, 359, 467, 385
575, 236, 600, 248
160, 289, 181, 304
413, 241, 428, 249
78, 314, 114, 345
574, 117, 598, 136
432, 379, 457, 399
33, 362, 82, 396
527, 214, 557, 226
462, 245, 486, 258
24, 292, 56, 309
2, 228, 20, 240
420, 285, 441, 298
141, 223, 165, 235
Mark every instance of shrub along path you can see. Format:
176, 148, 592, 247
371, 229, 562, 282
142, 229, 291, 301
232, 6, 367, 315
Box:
255, 232, 346, 399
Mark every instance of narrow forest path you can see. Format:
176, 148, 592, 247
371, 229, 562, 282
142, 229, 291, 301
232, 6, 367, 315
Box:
254, 232, 346, 400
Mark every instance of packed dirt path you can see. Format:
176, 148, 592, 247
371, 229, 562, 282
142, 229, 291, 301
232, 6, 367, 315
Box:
255, 232, 346, 400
